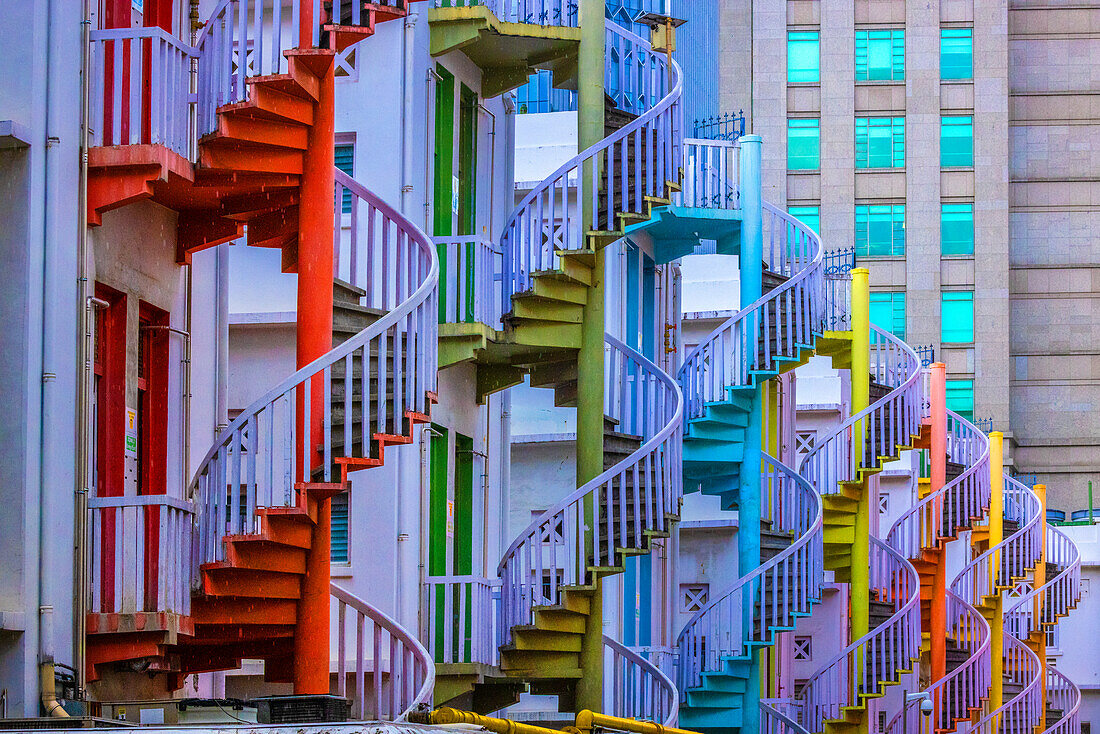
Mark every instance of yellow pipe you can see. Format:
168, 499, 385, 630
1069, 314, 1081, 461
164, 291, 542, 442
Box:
849, 268, 871, 734
987, 432, 1004, 720
40, 661, 69, 718
574, 709, 703, 734
428, 708, 564, 734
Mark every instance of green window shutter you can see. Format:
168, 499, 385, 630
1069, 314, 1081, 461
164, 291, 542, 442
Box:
941, 116, 974, 167
869, 292, 906, 340
856, 117, 905, 168
330, 492, 349, 563
855, 204, 905, 257
335, 143, 354, 214
789, 205, 820, 235
941, 291, 975, 343
788, 31, 820, 83
788, 119, 820, 170
946, 379, 975, 420
941, 28, 973, 80
941, 203, 975, 255
856, 30, 904, 81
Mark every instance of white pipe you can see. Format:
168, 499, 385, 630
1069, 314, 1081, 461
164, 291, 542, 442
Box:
400, 13, 419, 216
425, 68, 443, 230
73, 0, 94, 695
477, 103, 496, 237
499, 392, 510, 563
418, 425, 444, 642
214, 243, 230, 433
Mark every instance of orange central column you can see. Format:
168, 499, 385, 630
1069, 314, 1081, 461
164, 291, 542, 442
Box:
293, 8, 336, 692
930, 363, 947, 684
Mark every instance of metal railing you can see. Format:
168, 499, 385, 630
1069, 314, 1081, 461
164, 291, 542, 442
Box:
497, 335, 682, 647
88, 495, 194, 616
421, 575, 501, 667
332, 582, 435, 720
191, 168, 438, 570
428, 0, 578, 25
678, 138, 739, 210
434, 236, 501, 327
604, 636, 678, 727
89, 27, 196, 157
676, 454, 823, 695
500, 21, 682, 309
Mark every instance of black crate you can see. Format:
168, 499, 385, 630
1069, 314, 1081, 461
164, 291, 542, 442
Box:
253, 695, 350, 724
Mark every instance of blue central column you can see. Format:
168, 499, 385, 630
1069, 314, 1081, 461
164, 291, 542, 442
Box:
737, 134, 764, 734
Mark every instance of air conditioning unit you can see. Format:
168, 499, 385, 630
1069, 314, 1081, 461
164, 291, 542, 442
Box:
253, 695, 350, 724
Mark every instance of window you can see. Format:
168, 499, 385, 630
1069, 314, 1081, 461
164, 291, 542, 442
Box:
793, 637, 812, 661
335, 143, 354, 214
941, 116, 974, 167
682, 584, 710, 612
789, 205, 820, 235
795, 431, 816, 454
941, 203, 974, 255
946, 379, 974, 420
331, 493, 349, 563
941, 291, 974, 343
855, 29, 905, 81
788, 31, 820, 83
855, 204, 906, 257
856, 117, 905, 168
879, 493, 890, 514
941, 28, 973, 80
870, 291, 906, 340
788, 119, 820, 170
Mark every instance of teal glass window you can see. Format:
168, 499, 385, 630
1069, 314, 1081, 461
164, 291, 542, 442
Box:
941, 116, 974, 167
941, 203, 975, 255
946, 379, 975, 420
870, 291, 906, 340
331, 493, 349, 563
789, 205, 820, 235
941, 291, 974, 343
788, 119, 820, 170
336, 143, 354, 213
941, 28, 973, 80
856, 117, 905, 168
788, 31, 821, 83
855, 29, 905, 81
855, 204, 905, 257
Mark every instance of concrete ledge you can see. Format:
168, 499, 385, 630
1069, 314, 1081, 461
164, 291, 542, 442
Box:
0, 120, 32, 149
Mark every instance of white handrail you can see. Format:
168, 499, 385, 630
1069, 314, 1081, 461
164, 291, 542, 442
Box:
332, 582, 435, 720
604, 635, 678, 728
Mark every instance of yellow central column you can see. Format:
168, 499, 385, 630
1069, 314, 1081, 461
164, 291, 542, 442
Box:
849, 269, 871, 734
987, 432, 1005, 721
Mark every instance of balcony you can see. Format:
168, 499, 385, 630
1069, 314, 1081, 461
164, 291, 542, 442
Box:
428, 0, 581, 97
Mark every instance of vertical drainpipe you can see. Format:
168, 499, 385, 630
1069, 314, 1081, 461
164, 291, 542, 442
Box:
929, 363, 947, 686
1033, 482, 1047, 732
987, 431, 1005, 721
574, 0, 606, 714
848, 266, 870, 734
737, 133, 763, 734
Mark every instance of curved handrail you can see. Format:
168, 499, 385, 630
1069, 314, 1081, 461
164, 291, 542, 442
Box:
1005, 523, 1082, 644
499, 21, 683, 306
190, 167, 438, 568
332, 582, 435, 720
883, 591, 991, 734
949, 476, 1043, 611
886, 410, 991, 560
1043, 663, 1081, 734
676, 454, 823, 694
971, 635, 1042, 734
799, 325, 922, 496
497, 334, 683, 644
761, 699, 811, 734
678, 204, 825, 423
798, 538, 921, 733
604, 635, 678, 728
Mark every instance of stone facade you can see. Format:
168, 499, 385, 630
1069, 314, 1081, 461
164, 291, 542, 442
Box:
718, 0, 1100, 511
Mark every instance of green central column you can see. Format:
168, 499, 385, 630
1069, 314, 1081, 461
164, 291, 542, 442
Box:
575, 0, 606, 714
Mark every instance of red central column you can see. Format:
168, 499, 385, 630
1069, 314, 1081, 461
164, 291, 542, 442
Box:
929, 362, 948, 686
293, 11, 337, 692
